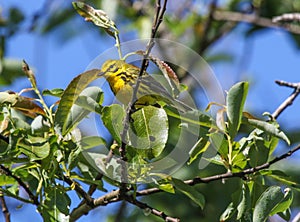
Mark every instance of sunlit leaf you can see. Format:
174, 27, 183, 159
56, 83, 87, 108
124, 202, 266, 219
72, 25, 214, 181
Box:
54, 69, 100, 135
188, 138, 210, 164
227, 81, 249, 138
63, 86, 103, 134
43, 88, 64, 97
158, 182, 175, 193
128, 106, 168, 160
101, 104, 125, 144
18, 136, 50, 160
243, 118, 290, 145
72, 2, 117, 37
80, 136, 106, 150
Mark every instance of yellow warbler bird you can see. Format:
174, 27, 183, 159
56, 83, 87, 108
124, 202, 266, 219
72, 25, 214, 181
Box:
99, 59, 192, 112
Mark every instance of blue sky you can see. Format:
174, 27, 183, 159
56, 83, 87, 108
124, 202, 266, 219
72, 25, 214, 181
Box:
3, 0, 300, 221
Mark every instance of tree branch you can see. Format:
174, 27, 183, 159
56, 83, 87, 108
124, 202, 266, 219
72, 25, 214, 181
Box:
213, 10, 300, 35
0, 165, 39, 205
0, 191, 10, 222
69, 189, 120, 222
137, 143, 300, 196
273, 13, 300, 23
272, 80, 300, 119
68, 135, 300, 221
61, 175, 94, 207
125, 195, 180, 222
119, 0, 168, 190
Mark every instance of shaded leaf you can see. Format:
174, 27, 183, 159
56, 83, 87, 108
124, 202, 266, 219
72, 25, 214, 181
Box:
253, 186, 285, 222
172, 178, 205, 209
220, 202, 236, 221
270, 188, 293, 217
237, 184, 251, 221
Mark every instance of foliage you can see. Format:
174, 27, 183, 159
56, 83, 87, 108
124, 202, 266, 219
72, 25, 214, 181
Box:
1, 0, 300, 222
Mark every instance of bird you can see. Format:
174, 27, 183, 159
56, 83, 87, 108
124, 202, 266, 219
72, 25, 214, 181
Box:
99, 59, 193, 112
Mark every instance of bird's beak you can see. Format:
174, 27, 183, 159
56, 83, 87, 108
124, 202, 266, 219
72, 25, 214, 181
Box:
98, 71, 106, 77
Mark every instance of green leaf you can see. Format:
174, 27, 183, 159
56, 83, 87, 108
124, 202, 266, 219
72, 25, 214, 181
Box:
172, 178, 205, 209
101, 104, 125, 144
63, 86, 103, 134
253, 186, 285, 222
278, 209, 291, 221
226, 81, 249, 138
0, 174, 16, 186
31, 115, 50, 134
248, 139, 269, 167
43, 88, 64, 97
158, 182, 175, 194
128, 106, 168, 160
54, 69, 100, 136
85, 152, 120, 182
220, 202, 236, 221
243, 118, 290, 145
72, 2, 117, 37
18, 136, 50, 160
80, 136, 106, 150
270, 188, 293, 217
236, 184, 251, 221
188, 138, 210, 164
261, 170, 298, 187
43, 186, 71, 216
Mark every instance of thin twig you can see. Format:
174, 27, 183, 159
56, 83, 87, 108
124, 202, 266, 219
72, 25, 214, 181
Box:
119, 0, 168, 191
69, 142, 300, 220
0, 165, 39, 205
126, 195, 180, 222
272, 81, 300, 119
137, 143, 300, 196
61, 175, 94, 207
0, 191, 10, 222
73, 149, 113, 212
213, 10, 300, 35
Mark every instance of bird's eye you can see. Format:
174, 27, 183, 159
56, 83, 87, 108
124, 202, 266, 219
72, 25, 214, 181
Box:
107, 63, 118, 73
